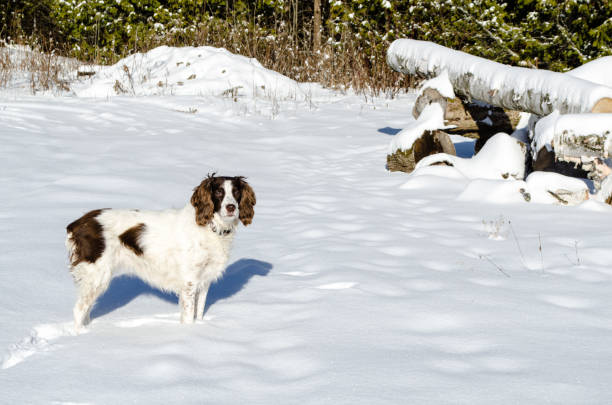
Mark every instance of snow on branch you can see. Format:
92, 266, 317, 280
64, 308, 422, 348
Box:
387, 39, 612, 116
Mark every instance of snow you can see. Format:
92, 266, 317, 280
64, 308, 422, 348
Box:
533, 109, 560, 153
525, 172, 589, 205
387, 39, 612, 115
388, 102, 446, 153
418, 70, 455, 99
567, 56, 612, 88
72, 46, 307, 100
414, 132, 527, 180
3, 45, 612, 404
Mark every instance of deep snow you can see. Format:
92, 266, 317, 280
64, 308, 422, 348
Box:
2, 47, 612, 404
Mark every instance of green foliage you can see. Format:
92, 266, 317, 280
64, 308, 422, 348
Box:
1, 0, 611, 71
0, 0, 64, 46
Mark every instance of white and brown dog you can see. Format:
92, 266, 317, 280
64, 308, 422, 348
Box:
66, 174, 256, 329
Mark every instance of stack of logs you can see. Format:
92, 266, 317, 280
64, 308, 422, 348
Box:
387, 88, 521, 173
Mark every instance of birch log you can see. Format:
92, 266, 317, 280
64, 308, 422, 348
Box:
530, 113, 612, 187
387, 39, 612, 116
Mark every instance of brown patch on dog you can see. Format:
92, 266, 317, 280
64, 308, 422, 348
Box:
67, 209, 106, 266
191, 174, 215, 226
119, 223, 146, 256
238, 178, 256, 226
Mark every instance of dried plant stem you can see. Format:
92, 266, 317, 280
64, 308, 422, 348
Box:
479, 254, 511, 278
508, 220, 527, 269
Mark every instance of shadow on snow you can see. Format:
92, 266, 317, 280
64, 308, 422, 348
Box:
90, 258, 272, 320
377, 127, 402, 136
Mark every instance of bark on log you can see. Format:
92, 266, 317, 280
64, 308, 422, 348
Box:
413, 87, 521, 152
387, 129, 456, 172
387, 39, 612, 116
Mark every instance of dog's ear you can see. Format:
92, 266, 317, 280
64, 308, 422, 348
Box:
191, 176, 215, 226
238, 178, 256, 226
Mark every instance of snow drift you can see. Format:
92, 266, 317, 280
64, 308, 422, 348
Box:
73, 46, 305, 99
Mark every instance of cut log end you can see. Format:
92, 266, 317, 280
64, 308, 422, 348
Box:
592, 98, 612, 113
387, 130, 456, 173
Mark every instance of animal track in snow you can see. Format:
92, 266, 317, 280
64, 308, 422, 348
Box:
2, 322, 78, 370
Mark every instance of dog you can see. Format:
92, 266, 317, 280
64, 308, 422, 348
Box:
66, 174, 255, 329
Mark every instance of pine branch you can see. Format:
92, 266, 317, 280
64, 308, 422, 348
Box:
455, 6, 536, 68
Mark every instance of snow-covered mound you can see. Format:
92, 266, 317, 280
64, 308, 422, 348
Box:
414, 133, 526, 180
73, 46, 305, 99
525, 171, 589, 205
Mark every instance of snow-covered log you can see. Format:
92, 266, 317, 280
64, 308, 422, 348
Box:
387, 39, 612, 116
530, 112, 612, 185
552, 114, 612, 161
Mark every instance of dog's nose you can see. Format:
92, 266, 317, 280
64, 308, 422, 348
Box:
226, 204, 236, 213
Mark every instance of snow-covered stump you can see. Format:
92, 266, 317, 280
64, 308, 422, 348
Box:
387, 39, 612, 116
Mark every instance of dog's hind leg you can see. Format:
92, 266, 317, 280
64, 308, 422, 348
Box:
179, 281, 197, 324
71, 263, 111, 330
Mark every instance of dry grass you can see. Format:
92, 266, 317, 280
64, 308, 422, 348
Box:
0, 42, 80, 93
1, 19, 417, 97
187, 20, 415, 97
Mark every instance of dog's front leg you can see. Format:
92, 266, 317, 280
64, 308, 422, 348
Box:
179, 281, 197, 324
195, 282, 210, 321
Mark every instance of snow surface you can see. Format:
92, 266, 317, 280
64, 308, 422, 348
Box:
3, 46, 612, 404
567, 56, 612, 88
387, 39, 612, 115
418, 70, 455, 99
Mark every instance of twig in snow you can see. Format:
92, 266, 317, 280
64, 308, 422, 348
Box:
538, 232, 544, 272
562, 240, 582, 266
508, 220, 527, 269
479, 254, 511, 278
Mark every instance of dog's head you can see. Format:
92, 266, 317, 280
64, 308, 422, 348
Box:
191, 174, 256, 227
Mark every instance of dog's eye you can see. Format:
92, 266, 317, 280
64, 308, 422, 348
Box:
214, 190, 223, 197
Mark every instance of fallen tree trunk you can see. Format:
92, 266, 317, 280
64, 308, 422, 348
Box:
387, 39, 612, 116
